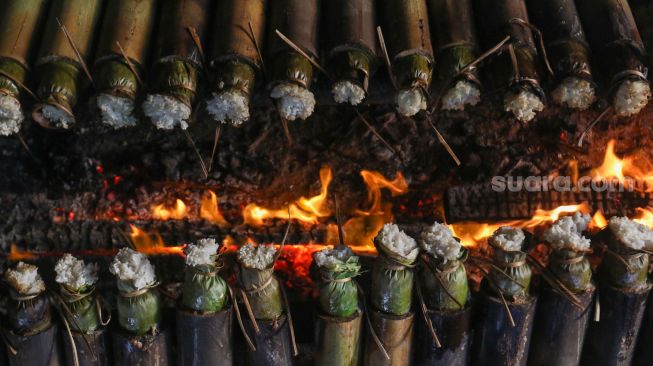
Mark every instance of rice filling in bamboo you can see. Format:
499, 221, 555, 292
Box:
55, 254, 102, 333
237, 243, 283, 320
181, 238, 228, 313
487, 226, 532, 300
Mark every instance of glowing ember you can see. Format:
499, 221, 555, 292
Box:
152, 199, 188, 220
200, 191, 230, 227
243, 166, 333, 226
129, 224, 185, 256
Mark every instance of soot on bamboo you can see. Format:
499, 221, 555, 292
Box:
266, 0, 319, 121
207, 0, 267, 127
93, 0, 157, 129
428, 0, 482, 111
325, 0, 377, 106
474, 0, 545, 122
379, 0, 434, 117
0, 0, 49, 136
526, 0, 596, 110
32, 0, 104, 129
577, 0, 651, 117
144, 0, 212, 130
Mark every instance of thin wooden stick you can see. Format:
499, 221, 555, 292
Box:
56, 18, 93, 85
427, 118, 461, 166
508, 44, 520, 82
415, 279, 442, 348
334, 194, 346, 248
248, 22, 267, 78
355, 281, 391, 359
376, 26, 397, 90
421, 255, 464, 308
279, 283, 299, 356
181, 129, 209, 179
240, 289, 260, 333
208, 125, 222, 173
354, 109, 403, 162
577, 106, 612, 147
186, 26, 210, 77
228, 286, 257, 351
509, 18, 554, 77
275, 30, 332, 81
115, 41, 143, 86
276, 111, 293, 145
0, 70, 37, 100
468, 261, 516, 327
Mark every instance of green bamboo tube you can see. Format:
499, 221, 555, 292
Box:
32, 0, 104, 129
266, 0, 319, 121
364, 310, 414, 366
206, 0, 267, 126
93, 0, 157, 129
144, 0, 211, 130
379, 0, 434, 116
0, 0, 50, 135
326, 0, 377, 106
314, 310, 363, 366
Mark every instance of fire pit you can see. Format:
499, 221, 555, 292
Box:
2, 0, 653, 365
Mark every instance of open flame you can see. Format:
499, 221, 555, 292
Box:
129, 224, 185, 256
150, 190, 230, 226
634, 207, 653, 228
200, 191, 229, 227
243, 166, 333, 226
152, 199, 188, 220
7, 244, 37, 261
589, 139, 653, 191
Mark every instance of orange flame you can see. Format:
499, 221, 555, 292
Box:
200, 191, 229, 227
634, 207, 653, 228
588, 210, 608, 232
243, 166, 333, 226
152, 199, 188, 220
7, 244, 37, 261
129, 224, 185, 256
327, 170, 409, 249
589, 139, 653, 191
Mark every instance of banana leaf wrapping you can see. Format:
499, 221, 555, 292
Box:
370, 243, 416, 316
548, 249, 593, 293
315, 250, 361, 318
32, 0, 104, 129
488, 246, 532, 301
419, 252, 469, 311
6, 291, 52, 337
599, 234, 649, 290
181, 264, 228, 314
59, 285, 101, 334
0, 0, 49, 135
116, 288, 161, 336
238, 265, 283, 321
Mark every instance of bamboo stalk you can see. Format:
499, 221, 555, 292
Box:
32, 0, 104, 129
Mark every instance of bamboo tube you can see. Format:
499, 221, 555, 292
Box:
379, 0, 434, 117
32, 0, 104, 129
0, 0, 50, 136
526, 0, 596, 110
61, 329, 110, 366
474, 0, 545, 122
266, 0, 320, 121
428, 0, 482, 111
112, 329, 173, 366
315, 311, 363, 366
244, 314, 294, 366
631, 0, 653, 75
325, 0, 377, 106
144, 0, 211, 130
364, 310, 413, 366
634, 288, 653, 365
5, 324, 62, 366
414, 306, 471, 366
206, 0, 267, 126
92, 0, 157, 129
176, 307, 233, 366
576, 0, 650, 117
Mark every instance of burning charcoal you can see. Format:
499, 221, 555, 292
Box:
576, 0, 651, 117
414, 222, 472, 366
474, 0, 546, 122
472, 227, 537, 366
365, 224, 417, 366
109, 248, 172, 365
236, 243, 294, 365
427, 0, 482, 111
206, 0, 267, 127
2, 262, 63, 365
313, 246, 363, 366
176, 238, 233, 365
378, 0, 434, 117
143, 0, 212, 130
92, 0, 157, 129
528, 213, 596, 366
54, 255, 110, 366
325, 0, 377, 106
525, 0, 596, 110
582, 217, 653, 365
31, 0, 104, 129
0, 0, 49, 136
266, 0, 319, 121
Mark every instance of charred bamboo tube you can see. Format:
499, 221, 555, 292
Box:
32, 0, 104, 129
206, 0, 267, 126
415, 223, 471, 365
54, 255, 109, 366
315, 311, 363, 366
631, 0, 653, 79
528, 214, 596, 366
472, 227, 536, 366
428, 0, 482, 111
634, 286, 653, 365
474, 0, 545, 122
109, 248, 171, 365
92, 0, 157, 129
526, 0, 596, 110
576, 0, 650, 117
243, 314, 294, 365
379, 0, 434, 117
0, 0, 50, 136
176, 239, 232, 366
365, 310, 414, 366
143, 0, 211, 130
582, 219, 652, 365
325, 0, 377, 106
3, 262, 62, 365
266, 0, 319, 121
